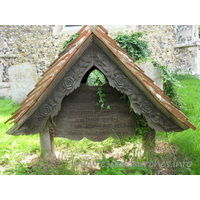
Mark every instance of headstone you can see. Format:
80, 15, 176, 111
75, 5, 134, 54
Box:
138, 61, 163, 90
8, 62, 38, 104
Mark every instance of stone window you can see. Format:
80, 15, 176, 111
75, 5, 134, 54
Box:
64, 25, 81, 27
53, 25, 82, 36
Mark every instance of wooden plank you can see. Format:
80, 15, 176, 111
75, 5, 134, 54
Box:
53, 84, 135, 141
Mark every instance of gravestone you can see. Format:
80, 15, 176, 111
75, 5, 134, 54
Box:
54, 84, 136, 141
8, 62, 38, 103
138, 61, 163, 90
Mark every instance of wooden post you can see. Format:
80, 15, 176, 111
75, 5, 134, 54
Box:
50, 132, 56, 159
142, 128, 155, 155
40, 124, 56, 160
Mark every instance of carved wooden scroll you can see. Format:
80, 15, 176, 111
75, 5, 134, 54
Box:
14, 42, 183, 137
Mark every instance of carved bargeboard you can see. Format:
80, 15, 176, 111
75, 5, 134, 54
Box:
54, 84, 135, 141
14, 42, 183, 136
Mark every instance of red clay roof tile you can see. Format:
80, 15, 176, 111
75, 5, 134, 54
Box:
98, 25, 108, 35
77, 25, 87, 34
43, 54, 70, 76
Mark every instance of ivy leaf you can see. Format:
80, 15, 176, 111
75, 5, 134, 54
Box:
96, 103, 100, 107
107, 106, 111, 110
99, 99, 104, 103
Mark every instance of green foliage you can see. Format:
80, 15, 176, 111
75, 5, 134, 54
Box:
120, 93, 133, 113
95, 154, 152, 175
85, 69, 110, 110
86, 69, 106, 86
199, 25, 200, 38
120, 93, 151, 135
168, 77, 200, 175
62, 33, 79, 50
150, 59, 183, 108
95, 155, 126, 175
96, 86, 106, 109
134, 114, 152, 135
136, 58, 184, 109
114, 31, 148, 61
96, 86, 111, 110
4, 160, 74, 175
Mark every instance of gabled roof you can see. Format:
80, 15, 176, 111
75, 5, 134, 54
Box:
5, 25, 196, 133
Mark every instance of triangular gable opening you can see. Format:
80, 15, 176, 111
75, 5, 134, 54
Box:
81, 66, 108, 86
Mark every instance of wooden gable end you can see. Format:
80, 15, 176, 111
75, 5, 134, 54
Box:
6, 26, 196, 137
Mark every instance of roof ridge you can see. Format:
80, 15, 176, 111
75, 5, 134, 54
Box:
77, 25, 108, 35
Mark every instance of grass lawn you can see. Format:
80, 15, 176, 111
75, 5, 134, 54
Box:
0, 75, 199, 175
168, 75, 200, 175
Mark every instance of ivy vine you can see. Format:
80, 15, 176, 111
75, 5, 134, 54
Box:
96, 86, 105, 108
120, 93, 151, 135
150, 60, 182, 107
114, 31, 148, 61
88, 70, 110, 110
62, 33, 79, 50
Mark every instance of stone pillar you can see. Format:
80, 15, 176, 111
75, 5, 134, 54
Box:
142, 129, 156, 155
40, 124, 56, 160
174, 25, 200, 76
